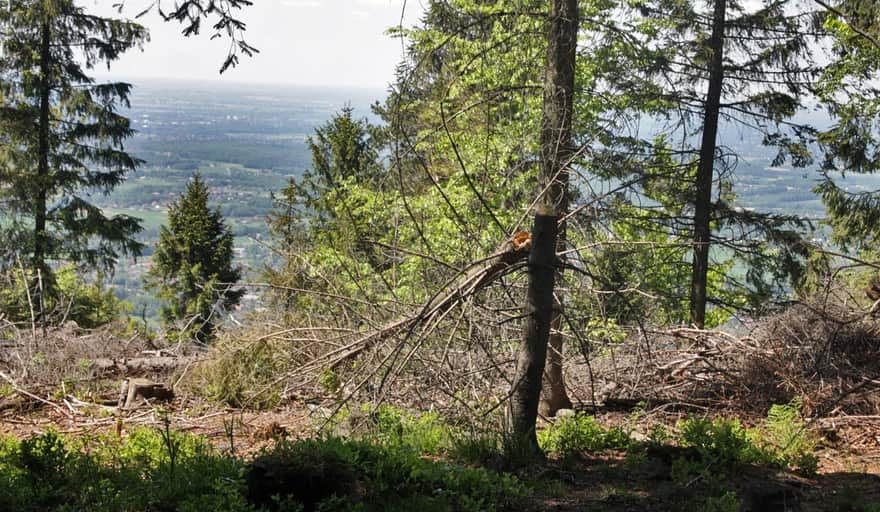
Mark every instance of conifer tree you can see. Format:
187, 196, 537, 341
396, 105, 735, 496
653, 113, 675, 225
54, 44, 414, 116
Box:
114, 0, 256, 73
146, 174, 243, 342
264, 107, 384, 309
298, 106, 383, 237
0, 0, 148, 324
813, 8, 880, 288
589, 0, 827, 327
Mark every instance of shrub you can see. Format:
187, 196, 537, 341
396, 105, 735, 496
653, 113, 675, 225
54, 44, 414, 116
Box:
368, 405, 451, 454
249, 436, 524, 512
185, 336, 289, 409
0, 265, 125, 328
676, 398, 818, 475
749, 398, 818, 475
537, 413, 632, 456
678, 416, 752, 466
0, 428, 253, 512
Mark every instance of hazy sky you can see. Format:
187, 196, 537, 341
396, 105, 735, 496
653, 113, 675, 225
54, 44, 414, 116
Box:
84, 0, 425, 88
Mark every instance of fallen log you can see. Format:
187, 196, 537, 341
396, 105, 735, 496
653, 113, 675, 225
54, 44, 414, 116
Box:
90, 356, 201, 377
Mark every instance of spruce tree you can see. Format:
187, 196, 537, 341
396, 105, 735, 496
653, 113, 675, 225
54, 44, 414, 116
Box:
146, 174, 243, 342
264, 108, 384, 309
114, 0, 256, 73
587, 0, 827, 327
813, 8, 880, 291
0, 0, 148, 324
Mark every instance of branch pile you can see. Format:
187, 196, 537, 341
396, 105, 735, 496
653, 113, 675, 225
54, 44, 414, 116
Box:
570, 293, 880, 416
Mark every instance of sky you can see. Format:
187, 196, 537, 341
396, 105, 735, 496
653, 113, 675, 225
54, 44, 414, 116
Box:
84, 0, 425, 88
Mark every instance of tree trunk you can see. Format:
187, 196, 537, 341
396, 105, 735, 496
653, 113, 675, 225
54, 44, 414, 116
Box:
509, 0, 578, 453
541, 230, 573, 417
689, 0, 726, 329
509, 215, 558, 450
33, 17, 52, 330
541, 303, 573, 416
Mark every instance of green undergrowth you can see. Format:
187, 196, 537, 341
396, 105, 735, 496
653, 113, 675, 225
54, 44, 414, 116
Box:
251, 436, 523, 511
0, 400, 821, 511
538, 413, 633, 455
675, 398, 819, 475
0, 422, 524, 512
327, 404, 506, 466
534, 399, 817, 474
0, 427, 249, 511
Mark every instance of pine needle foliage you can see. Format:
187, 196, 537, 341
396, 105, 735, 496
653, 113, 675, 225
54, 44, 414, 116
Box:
0, 0, 147, 317
146, 173, 243, 342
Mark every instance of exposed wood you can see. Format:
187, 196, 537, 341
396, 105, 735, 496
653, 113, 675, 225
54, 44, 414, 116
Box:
511, 214, 559, 447
118, 378, 175, 409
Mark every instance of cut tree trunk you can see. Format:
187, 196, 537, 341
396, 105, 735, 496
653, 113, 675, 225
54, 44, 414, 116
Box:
510, 215, 559, 446
509, 0, 578, 453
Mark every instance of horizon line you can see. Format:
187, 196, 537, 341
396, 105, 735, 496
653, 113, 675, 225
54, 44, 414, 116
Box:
92, 74, 393, 93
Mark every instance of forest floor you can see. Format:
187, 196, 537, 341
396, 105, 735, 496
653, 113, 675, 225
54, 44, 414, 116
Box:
2, 396, 879, 511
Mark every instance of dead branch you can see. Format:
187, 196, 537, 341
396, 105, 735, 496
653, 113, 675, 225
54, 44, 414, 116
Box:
299, 231, 531, 373
0, 370, 72, 418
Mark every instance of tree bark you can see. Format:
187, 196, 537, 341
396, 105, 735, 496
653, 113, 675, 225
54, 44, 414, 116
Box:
690, 0, 726, 329
33, 17, 52, 330
541, 303, 573, 416
541, 230, 573, 417
509, 214, 558, 449
509, 0, 578, 453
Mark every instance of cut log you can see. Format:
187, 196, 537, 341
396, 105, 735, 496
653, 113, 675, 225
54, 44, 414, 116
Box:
118, 378, 175, 409
91, 356, 200, 377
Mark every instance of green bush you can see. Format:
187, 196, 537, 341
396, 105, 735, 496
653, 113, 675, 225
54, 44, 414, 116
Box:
0, 265, 126, 328
749, 398, 819, 475
248, 434, 525, 512
368, 405, 452, 454
678, 416, 753, 466
449, 431, 502, 466
704, 491, 742, 512
0, 428, 253, 512
677, 398, 818, 475
186, 336, 288, 409
537, 413, 632, 456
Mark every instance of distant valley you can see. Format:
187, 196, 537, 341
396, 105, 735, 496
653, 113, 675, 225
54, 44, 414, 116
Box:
92, 79, 385, 319
97, 80, 880, 320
